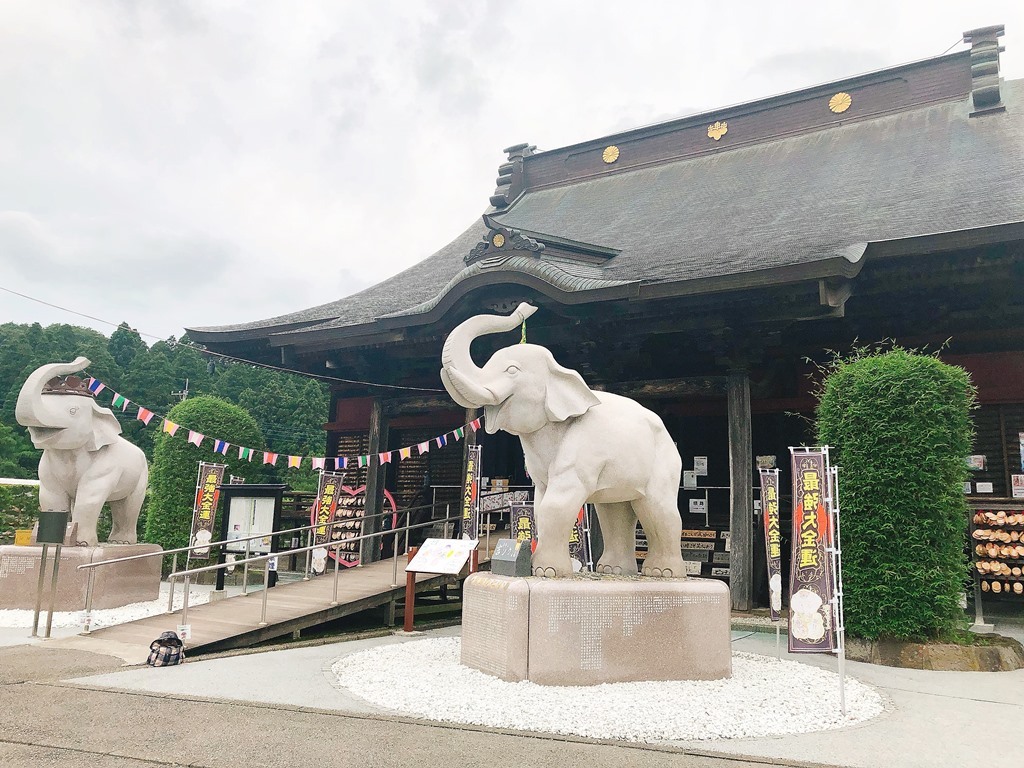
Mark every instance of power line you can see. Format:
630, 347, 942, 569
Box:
0, 283, 445, 393
939, 38, 963, 56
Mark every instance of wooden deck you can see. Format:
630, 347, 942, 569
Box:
62, 556, 457, 659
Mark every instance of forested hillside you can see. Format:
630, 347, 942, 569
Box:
0, 321, 329, 488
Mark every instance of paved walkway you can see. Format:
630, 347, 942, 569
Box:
1, 617, 1022, 768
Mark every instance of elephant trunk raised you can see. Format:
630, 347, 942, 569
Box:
15, 356, 92, 445
440, 302, 537, 410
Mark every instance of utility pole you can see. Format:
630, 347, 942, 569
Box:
171, 378, 189, 401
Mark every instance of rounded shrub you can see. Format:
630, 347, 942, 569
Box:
144, 396, 272, 565
815, 348, 975, 641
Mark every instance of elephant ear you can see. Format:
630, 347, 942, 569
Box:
544, 357, 600, 422
88, 401, 123, 451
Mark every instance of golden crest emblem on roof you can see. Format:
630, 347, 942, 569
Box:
602, 145, 620, 164
707, 121, 728, 141
828, 92, 852, 114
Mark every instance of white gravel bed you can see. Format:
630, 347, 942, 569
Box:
0, 586, 211, 629
333, 637, 883, 743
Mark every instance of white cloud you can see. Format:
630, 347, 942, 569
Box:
0, 0, 1021, 340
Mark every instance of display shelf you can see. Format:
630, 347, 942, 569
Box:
970, 507, 1024, 602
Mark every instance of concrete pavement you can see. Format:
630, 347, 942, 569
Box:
1, 619, 1022, 768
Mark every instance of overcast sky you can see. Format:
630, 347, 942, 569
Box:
2, 1, 1022, 343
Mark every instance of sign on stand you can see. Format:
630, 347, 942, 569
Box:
406, 538, 479, 575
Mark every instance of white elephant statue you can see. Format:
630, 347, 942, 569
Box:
440, 303, 686, 578
15, 357, 148, 546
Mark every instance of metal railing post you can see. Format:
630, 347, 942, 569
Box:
45, 546, 62, 639
331, 543, 341, 605
242, 538, 251, 595
31, 544, 49, 638
259, 561, 270, 626
303, 528, 311, 581
181, 574, 191, 627
166, 553, 178, 614
83, 569, 96, 634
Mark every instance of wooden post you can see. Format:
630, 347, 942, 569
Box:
403, 546, 419, 632
361, 397, 390, 565
727, 370, 754, 611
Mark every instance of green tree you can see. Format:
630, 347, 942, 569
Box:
0, 421, 36, 479
144, 396, 273, 567
108, 322, 147, 370
815, 348, 976, 641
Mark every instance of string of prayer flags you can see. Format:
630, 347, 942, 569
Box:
82, 373, 484, 472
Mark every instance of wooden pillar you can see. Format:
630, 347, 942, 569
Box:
361, 397, 389, 564
727, 370, 754, 611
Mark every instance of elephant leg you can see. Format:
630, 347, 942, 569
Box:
531, 480, 587, 578
108, 484, 144, 545
594, 502, 639, 576
71, 490, 111, 547
38, 485, 73, 516
632, 495, 685, 577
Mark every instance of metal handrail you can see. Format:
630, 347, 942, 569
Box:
74, 503, 413, 571
79, 502, 459, 633
170, 508, 460, 630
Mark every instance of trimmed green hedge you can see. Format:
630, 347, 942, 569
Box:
815, 349, 975, 641
144, 397, 272, 564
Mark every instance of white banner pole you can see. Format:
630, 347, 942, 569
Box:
186, 462, 203, 574
827, 456, 847, 717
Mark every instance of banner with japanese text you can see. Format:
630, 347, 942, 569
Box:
310, 471, 346, 574
759, 469, 783, 621
788, 448, 836, 652
510, 502, 535, 549
461, 444, 482, 540
190, 462, 225, 557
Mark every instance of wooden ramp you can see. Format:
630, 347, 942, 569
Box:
57, 557, 456, 660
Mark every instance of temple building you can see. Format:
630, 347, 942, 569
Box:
189, 26, 1024, 610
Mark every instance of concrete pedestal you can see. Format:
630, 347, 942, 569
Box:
0, 543, 162, 611
461, 572, 732, 685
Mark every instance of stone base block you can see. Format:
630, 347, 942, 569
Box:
461, 572, 732, 685
0, 544, 162, 611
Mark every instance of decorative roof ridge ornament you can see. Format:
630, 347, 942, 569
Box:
465, 214, 545, 265
963, 25, 1005, 116
489, 142, 536, 210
